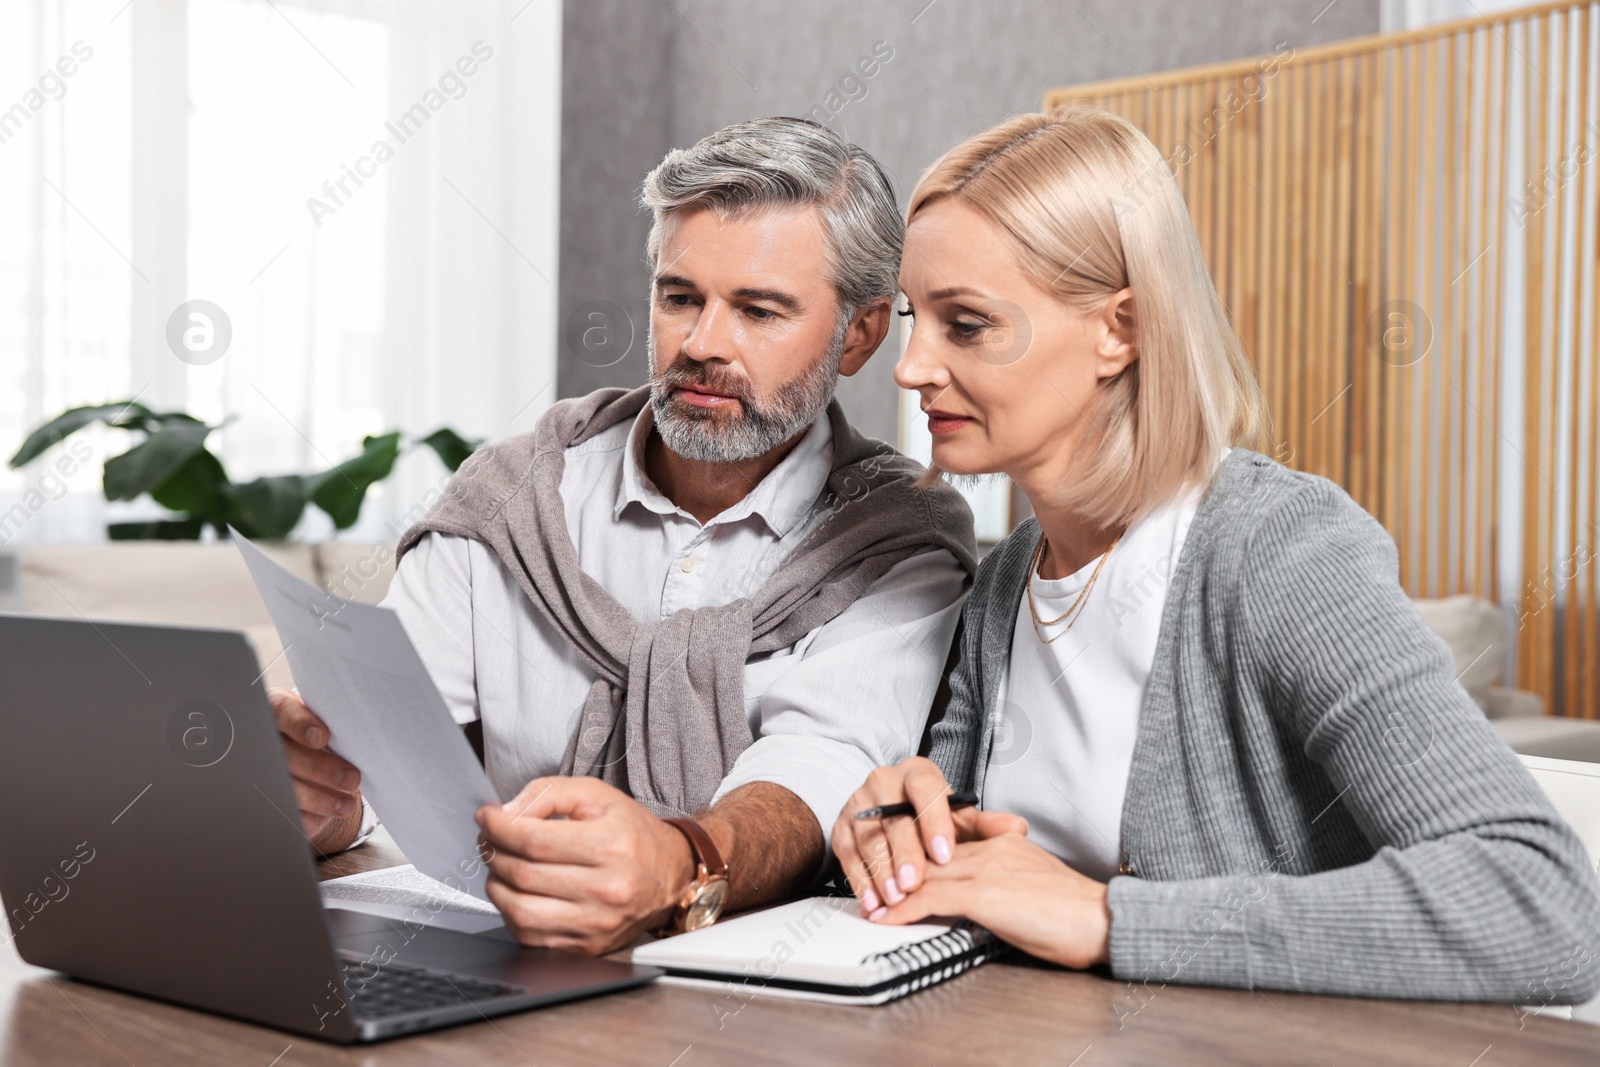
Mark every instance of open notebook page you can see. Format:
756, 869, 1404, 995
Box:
634, 896, 979, 987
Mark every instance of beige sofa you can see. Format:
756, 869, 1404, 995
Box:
1412, 595, 1600, 763
3, 546, 1595, 762
6, 542, 395, 690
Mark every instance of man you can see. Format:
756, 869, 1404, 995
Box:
270, 117, 975, 955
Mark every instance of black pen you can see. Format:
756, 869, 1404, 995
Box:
853, 790, 979, 820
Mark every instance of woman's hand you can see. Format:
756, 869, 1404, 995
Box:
873, 833, 1113, 970
832, 757, 1026, 916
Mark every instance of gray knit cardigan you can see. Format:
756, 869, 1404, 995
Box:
927, 448, 1600, 1002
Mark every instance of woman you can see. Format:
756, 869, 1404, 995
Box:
832, 106, 1600, 1002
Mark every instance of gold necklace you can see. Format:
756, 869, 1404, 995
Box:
1028, 532, 1120, 643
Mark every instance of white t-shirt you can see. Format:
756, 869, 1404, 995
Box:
980, 486, 1206, 882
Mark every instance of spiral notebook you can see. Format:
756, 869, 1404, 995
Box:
632, 896, 1005, 1005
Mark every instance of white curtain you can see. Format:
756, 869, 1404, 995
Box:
0, 0, 135, 546
0, 0, 561, 547
1380, 0, 1533, 30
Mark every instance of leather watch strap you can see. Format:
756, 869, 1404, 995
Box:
664, 816, 727, 878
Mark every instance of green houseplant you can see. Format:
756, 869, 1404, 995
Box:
7, 401, 480, 540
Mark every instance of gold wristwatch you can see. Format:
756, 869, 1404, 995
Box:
662, 816, 730, 933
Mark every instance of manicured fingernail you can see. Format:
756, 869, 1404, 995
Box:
931, 835, 952, 864
868, 906, 888, 922
861, 887, 880, 913
335, 796, 355, 815
304, 726, 324, 746
884, 877, 903, 904
338, 769, 358, 789
898, 863, 918, 890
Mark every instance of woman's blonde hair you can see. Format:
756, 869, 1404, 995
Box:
909, 105, 1265, 529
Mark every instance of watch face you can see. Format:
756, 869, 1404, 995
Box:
682, 876, 730, 931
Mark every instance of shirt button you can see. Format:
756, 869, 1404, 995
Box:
680, 557, 696, 573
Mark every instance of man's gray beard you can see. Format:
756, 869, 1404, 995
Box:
648, 322, 845, 464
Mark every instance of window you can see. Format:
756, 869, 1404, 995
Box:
1, 0, 561, 547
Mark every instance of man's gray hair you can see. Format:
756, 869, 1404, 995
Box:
639, 117, 902, 318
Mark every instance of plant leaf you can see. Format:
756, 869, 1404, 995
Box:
418, 427, 483, 472
116, 410, 208, 433
102, 423, 213, 501
304, 432, 402, 529
107, 518, 205, 541
148, 447, 228, 526
223, 475, 307, 539
8, 400, 152, 468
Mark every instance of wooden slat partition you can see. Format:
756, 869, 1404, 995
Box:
1046, 1, 1600, 718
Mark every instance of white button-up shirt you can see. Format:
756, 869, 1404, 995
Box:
378, 403, 967, 840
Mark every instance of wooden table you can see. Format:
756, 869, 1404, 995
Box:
4, 840, 1598, 1067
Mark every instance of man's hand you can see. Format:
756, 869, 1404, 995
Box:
872, 834, 1112, 970
268, 687, 363, 855
476, 777, 695, 956
833, 757, 1026, 917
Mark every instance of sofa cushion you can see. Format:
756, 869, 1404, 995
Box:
20, 542, 319, 689
20, 542, 318, 624
1413, 594, 1504, 712
1485, 686, 1544, 719
314, 541, 396, 605
1494, 717, 1600, 764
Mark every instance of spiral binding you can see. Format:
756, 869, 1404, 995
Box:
861, 923, 1003, 996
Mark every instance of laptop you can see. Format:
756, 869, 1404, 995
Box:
0, 613, 659, 1043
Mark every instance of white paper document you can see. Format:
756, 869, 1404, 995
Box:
321, 864, 507, 935
233, 529, 499, 901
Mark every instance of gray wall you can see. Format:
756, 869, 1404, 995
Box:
557, 0, 1381, 443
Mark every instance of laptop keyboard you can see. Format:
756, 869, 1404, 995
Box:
340, 956, 526, 1018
